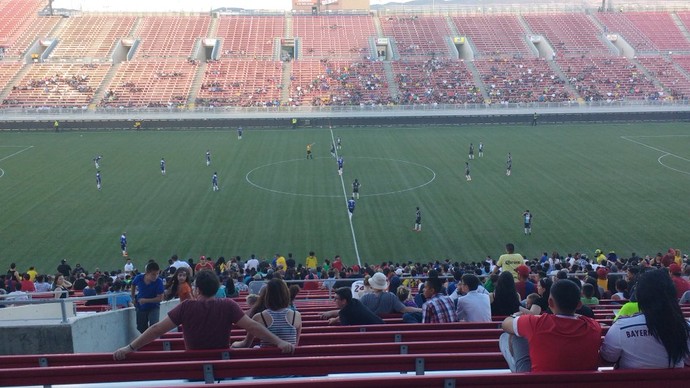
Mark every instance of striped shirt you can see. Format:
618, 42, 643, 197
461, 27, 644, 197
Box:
259, 309, 298, 347
422, 293, 457, 323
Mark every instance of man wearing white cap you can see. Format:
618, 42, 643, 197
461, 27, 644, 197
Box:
360, 272, 422, 316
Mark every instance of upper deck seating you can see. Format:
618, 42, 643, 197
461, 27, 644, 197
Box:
293, 15, 375, 59
557, 56, 660, 101
195, 60, 282, 107
134, 16, 211, 59
3, 63, 109, 108
48, 16, 136, 60
624, 12, 690, 52
380, 16, 452, 58
523, 13, 611, 57
100, 59, 196, 108
0, 0, 60, 59
474, 58, 570, 103
594, 12, 656, 53
216, 16, 284, 60
452, 15, 532, 58
391, 59, 482, 104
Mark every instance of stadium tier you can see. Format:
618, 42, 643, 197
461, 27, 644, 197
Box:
2, 8, 690, 107
134, 16, 211, 58
196, 60, 282, 107
3, 63, 110, 108
452, 15, 532, 58
100, 60, 196, 108
290, 60, 390, 106
293, 15, 375, 59
48, 16, 137, 60
216, 16, 285, 60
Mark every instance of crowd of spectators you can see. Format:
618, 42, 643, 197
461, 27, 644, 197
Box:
394, 59, 483, 105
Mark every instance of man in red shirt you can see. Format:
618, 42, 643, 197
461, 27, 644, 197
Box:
499, 279, 601, 372
669, 263, 690, 298
113, 270, 293, 359
20, 273, 36, 293
194, 256, 214, 274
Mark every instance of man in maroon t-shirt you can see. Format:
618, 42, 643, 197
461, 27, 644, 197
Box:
113, 271, 294, 359
499, 279, 601, 372
194, 256, 214, 274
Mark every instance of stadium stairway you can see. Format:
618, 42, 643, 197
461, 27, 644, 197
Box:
382, 61, 399, 100
372, 14, 385, 39
0, 64, 29, 102
630, 57, 666, 93
91, 62, 122, 108
671, 13, 690, 46
464, 61, 490, 101
547, 60, 579, 100
187, 60, 208, 106
281, 60, 292, 104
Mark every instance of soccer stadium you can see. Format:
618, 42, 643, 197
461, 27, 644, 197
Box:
1, 0, 690, 386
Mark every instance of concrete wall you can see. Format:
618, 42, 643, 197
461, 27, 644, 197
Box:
0, 300, 178, 355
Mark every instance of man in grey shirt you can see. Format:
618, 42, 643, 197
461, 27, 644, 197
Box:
360, 272, 421, 315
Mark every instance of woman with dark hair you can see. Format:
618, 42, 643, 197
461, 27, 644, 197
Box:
214, 257, 227, 275
490, 271, 521, 316
233, 278, 301, 348
601, 269, 690, 368
164, 267, 192, 301
523, 277, 552, 315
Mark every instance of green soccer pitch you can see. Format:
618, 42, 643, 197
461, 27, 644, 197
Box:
1, 121, 689, 272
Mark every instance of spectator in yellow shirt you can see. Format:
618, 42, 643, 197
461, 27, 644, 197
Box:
305, 251, 318, 269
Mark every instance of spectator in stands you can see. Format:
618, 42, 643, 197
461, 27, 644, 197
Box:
421, 276, 456, 323
601, 269, 690, 368
232, 278, 301, 348
611, 279, 628, 301
515, 265, 535, 300
52, 274, 72, 298
305, 251, 318, 269
249, 274, 266, 294
131, 261, 165, 334
530, 277, 553, 315
56, 259, 71, 278
669, 263, 690, 298
490, 271, 521, 316
396, 285, 417, 308
6, 282, 29, 305
580, 283, 599, 306
195, 256, 214, 273
109, 281, 132, 308
170, 255, 191, 271
359, 272, 422, 316
113, 270, 293, 360
164, 267, 192, 301
324, 287, 384, 325
500, 279, 601, 372
303, 268, 320, 291
19, 273, 35, 293
494, 243, 525, 279
72, 273, 88, 291
34, 275, 52, 293
456, 274, 492, 322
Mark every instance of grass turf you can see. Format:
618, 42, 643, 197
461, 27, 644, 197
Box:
0, 122, 689, 273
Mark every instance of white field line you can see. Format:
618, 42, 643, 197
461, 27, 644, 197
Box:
330, 129, 361, 267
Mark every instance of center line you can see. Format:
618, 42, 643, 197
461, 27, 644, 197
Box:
330, 129, 361, 267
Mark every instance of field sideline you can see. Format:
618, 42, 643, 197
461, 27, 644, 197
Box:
0, 122, 689, 273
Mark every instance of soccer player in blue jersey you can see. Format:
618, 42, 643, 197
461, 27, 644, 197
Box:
469, 143, 474, 160
237, 126, 243, 140
120, 232, 127, 256
212, 172, 219, 191
160, 158, 166, 176
337, 156, 344, 176
347, 197, 356, 217
206, 150, 211, 166
414, 207, 422, 232
96, 171, 102, 191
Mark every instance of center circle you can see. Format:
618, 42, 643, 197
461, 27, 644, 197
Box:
245, 156, 436, 198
